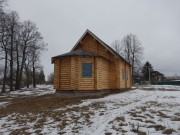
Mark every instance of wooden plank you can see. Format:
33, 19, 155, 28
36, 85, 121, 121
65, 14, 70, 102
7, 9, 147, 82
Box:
59, 57, 71, 90
94, 57, 97, 90
119, 60, 121, 89
96, 58, 109, 89
119, 60, 125, 88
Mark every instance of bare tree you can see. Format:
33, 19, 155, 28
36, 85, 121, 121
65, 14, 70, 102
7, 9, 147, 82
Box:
15, 20, 44, 90
23, 32, 47, 87
121, 34, 131, 62
28, 36, 47, 88
24, 56, 32, 88
112, 33, 143, 82
0, 0, 7, 92
111, 40, 122, 55
0, 0, 47, 92
0, 66, 4, 83
0, 0, 7, 10
7, 11, 20, 91
0, 10, 11, 92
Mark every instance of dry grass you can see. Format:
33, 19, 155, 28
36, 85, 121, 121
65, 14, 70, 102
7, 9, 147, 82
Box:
9, 127, 30, 135
138, 131, 147, 135
119, 122, 128, 126
99, 112, 104, 116
83, 113, 91, 119
149, 109, 156, 114
0, 94, 92, 134
115, 116, 125, 122
145, 113, 154, 119
163, 96, 176, 99
148, 124, 166, 131
131, 118, 144, 122
146, 101, 158, 105
129, 111, 139, 117
157, 111, 171, 118
58, 119, 69, 130
105, 132, 112, 135
144, 120, 156, 124
34, 129, 43, 134
138, 106, 147, 112
171, 116, 180, 121
128, 111, 146, 119
174, 112, 180, 116
90, 102, 105, 109
162, 128, 176, 134
0, 94, 82, 117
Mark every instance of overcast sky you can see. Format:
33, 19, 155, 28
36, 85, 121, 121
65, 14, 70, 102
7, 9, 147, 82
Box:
9, 0, 180, 78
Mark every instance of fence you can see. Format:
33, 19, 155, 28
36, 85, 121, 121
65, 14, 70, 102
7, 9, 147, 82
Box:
152, 81, 180, 86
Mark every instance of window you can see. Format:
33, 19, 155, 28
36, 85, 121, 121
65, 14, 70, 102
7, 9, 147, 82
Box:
122, 68, 124, 80
82, 63, 92, 77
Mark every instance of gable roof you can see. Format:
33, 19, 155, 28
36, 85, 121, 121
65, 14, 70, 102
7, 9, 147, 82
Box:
151, 71, 164, 76
71, 29, 131, 66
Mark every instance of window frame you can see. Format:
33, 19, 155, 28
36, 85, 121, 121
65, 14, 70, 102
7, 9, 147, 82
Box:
82, 62, 92, 77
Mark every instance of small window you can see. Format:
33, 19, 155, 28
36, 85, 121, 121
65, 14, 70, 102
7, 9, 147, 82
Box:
122, 68, 124, 80
82, 63, 92, 77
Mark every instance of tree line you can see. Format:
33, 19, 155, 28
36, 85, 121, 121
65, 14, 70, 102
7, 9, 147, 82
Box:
0, 0, 47, 92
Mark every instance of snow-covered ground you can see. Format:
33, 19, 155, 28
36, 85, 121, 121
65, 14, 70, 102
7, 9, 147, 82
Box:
0, 85, 55, 109
0, 85, 180, 135
2, 84, 56, 96
138, 84, 180, 91
0, 102, 8, 108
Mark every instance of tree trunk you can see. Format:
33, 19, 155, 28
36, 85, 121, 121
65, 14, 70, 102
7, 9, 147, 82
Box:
18, 46, 26, 90
15, 43, 20, 90
10, 27, 14, 91
32, 61, 36, 88
25, 63, 30, 88
132, 54, 134, 85
2, 50, 7, 93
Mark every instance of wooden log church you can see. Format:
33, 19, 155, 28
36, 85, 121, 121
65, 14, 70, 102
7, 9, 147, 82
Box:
52, 30, 132, 94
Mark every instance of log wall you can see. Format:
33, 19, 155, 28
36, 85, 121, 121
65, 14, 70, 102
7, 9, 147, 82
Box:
126, 64, 131, 88
53, 59, 60, 89
119, 60, 126, 88
59, 57, 71, 90
70, 57, 79, 90
78, 57, 95, 90
96, 58, 109, 89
